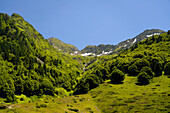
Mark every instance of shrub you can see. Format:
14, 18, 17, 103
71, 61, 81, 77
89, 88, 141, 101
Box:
74, 74, 100, 95
85, 74, 100, 89
55, 87, 69, 97
154, 62, 162, 77
164, 62, 170, 75
128, 64, 139, 76
134, 59, 150, 71
140, 66, 154, 78
137, 72, 151, 85
110, 69, 125, 84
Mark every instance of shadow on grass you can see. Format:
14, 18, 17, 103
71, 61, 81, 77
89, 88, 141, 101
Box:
135, 82, 149, 86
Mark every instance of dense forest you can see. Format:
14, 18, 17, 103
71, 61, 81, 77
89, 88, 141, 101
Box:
0, 13, 170, 106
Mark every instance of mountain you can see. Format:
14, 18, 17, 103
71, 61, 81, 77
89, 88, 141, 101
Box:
47, 37, 79, 54
81, 29, 165, 56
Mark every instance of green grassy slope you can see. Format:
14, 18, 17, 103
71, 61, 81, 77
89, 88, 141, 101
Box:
89, 75, 170, 113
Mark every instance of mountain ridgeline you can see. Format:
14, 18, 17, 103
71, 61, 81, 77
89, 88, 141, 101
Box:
81, 29, 165, 55
47, 29, 165, 56
0, 13, 170, 105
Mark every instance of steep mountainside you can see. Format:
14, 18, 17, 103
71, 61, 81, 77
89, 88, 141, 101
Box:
0, 13, 82, 101
47, 37, 79, 54
81, 29, 165, 55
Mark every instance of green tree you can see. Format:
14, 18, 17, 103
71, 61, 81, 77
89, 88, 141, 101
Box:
74, 74, 100, 95
137, 72, 151, 85
14, 76, 24, 95
40, 79, 55, 96
154, 62, 162, 77
140, 66, 154, 78
164, 62, 170, 75
110, 69, 125, 84
23, 79, 34, 96
134, 59, 150, 71
128, 64, 139, 76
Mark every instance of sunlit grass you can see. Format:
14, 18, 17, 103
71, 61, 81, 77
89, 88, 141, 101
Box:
89, 75, 170, 113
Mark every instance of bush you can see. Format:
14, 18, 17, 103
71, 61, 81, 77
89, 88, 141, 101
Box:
128, 64, 139, 76
164, 62, 170, 75
154, 62, 162, 77
140, 66, 154, 78
134, 59, 150, 71
110, 69, 125, 84
55, 87, 69, 97
137, 72, 151, 85
73, 74, 101, 95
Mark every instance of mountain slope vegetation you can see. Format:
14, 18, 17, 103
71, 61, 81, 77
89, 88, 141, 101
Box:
0, 13, 83, 101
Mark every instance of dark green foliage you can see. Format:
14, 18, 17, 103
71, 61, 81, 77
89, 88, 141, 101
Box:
91, 65, 109, 81
133, 59, 150, 71
40, 79, 55, 96
137, 72, 151, 85
154, 62, 162, 77
140, 66, 154, 78
164, 62, 170, 75
167, 30, 170, 35
110, 69, 125, 84
128, 64, 139, 76
74, 74, 101, 94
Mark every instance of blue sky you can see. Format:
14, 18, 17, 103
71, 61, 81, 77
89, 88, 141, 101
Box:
1, 0, 170, 50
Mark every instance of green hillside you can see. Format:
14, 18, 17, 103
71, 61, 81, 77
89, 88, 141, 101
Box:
0, 13, 83, 101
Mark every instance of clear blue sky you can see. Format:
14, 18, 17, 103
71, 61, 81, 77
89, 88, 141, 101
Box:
1, 0, 170, 50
